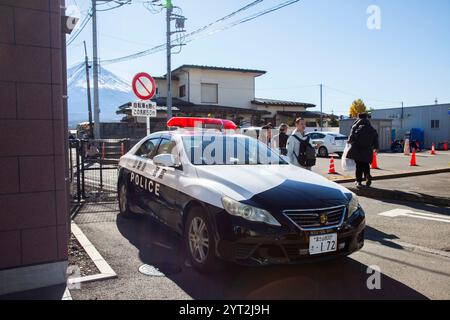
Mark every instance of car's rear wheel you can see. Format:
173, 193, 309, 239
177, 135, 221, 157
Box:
118, 180, 137, 219
185, 207, 219, 273
319, 146, 329, 158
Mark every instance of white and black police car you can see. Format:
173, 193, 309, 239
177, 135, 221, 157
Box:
117, 117, 365, 272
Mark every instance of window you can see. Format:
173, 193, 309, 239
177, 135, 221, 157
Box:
179, 85, 186, 98
201, 83, 218, 104
308, 133, 325, 139
155, 138, 177, 156
135, 138, 160, 159
431, 120, 440, 129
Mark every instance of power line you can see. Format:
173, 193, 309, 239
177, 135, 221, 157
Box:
99, 0, 299, 65
323, 84, 402, 105
67, 10, 93, 46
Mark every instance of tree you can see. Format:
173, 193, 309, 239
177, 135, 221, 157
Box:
329, 113, 339, 127
349, 99, 368, 118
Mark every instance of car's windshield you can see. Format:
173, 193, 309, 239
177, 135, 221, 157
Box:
181, 135, 288, 166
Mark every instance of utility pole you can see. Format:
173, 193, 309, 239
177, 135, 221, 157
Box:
83, 41, 93, 138
92, 0, 101, 139
320, 84, 323, 131
166, 0, 173, 119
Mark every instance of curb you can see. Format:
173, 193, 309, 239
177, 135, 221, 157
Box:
69, 222, 117, 286
331, 167, 450, 184
347, 186, 450, 207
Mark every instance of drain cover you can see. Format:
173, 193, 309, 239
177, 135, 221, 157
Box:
138, 263, 182, 276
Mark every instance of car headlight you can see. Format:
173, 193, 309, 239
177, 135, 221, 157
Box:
348, 193, 359, 217
221, 196, 281, 226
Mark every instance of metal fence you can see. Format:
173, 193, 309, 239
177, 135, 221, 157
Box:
69, 138, 139, 217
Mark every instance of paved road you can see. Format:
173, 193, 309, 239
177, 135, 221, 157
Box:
70, 195, 450, 300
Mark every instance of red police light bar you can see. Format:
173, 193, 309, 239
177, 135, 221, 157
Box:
167, 117, 237, 130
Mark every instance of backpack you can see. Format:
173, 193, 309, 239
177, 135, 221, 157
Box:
292, 135, 316, 167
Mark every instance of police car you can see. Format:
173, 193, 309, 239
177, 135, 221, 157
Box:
117, 117, 365, 272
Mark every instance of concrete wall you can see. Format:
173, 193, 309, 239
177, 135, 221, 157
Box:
371, 104, 450, 147
0, 0, 69, 294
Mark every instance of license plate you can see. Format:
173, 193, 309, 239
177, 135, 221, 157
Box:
309, 233, 337, 255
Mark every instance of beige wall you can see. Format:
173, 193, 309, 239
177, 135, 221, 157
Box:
181, 69, 258, 108
154, 78, 179, 99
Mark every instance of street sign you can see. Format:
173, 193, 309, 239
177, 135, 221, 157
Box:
131, 101, 157, 135
132, 101, 157, 117
132, 72, 156, 101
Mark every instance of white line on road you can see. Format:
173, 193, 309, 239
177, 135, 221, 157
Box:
379, 209, 450, 223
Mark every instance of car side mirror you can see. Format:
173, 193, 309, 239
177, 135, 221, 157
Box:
153, 154, 179, 168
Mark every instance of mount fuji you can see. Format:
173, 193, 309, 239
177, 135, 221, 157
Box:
67, 64, 135, 128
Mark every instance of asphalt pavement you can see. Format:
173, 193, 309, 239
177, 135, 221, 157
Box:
70, 195, 450, 300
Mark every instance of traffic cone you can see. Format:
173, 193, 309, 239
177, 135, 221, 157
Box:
371, 151, 379, 169
328, 156, 337, 174
410, 149, 417, 166
444, 142, 448, 151
430, 143, 436, 155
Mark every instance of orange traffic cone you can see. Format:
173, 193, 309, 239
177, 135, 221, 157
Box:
371, 151, 379, 169
328, 156, 337, 174
410, 149, 417, 166
430, 143, 436, 155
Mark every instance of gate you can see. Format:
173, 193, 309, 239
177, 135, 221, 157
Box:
69, 138, 138, 216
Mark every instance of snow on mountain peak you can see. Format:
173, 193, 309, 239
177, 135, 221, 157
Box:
68, 64, 131, 93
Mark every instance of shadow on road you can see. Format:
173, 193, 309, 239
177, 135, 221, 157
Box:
117, 214, 428, 300
364, 226, 403, 250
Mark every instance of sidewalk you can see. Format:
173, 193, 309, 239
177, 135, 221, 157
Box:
313, 150, 450, 182
343, 172, 450, 207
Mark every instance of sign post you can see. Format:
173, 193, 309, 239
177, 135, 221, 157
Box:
131, 72, 157, 135
131, 101, 157, 135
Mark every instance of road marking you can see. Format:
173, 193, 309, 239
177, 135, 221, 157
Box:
379, 209, 450, 223
366, 238, 450, 259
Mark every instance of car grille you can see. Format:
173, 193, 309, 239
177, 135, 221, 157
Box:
283, 205, 346, 230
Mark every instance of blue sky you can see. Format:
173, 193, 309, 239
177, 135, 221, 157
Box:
66, 0, 450, 115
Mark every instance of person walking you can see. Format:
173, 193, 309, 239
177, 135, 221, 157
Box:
287, 118, 316, 170
260, 123, 273, 147
272, 123, 289, 156
347, 113, 379, 188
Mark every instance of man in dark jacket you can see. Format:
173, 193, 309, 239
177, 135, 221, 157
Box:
347, 113, 379, 188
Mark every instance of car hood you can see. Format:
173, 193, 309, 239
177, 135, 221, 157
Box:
195, 165, 351, 210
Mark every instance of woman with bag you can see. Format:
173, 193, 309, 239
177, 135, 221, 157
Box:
347, 113, 379, 188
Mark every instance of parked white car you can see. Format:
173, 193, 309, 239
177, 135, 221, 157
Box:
305, 131, 348, 158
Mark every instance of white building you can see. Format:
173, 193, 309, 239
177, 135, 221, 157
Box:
118, 65, 328, 128
371, 103, 450, 148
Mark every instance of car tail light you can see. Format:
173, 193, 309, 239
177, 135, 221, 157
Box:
167, 117, 237, 130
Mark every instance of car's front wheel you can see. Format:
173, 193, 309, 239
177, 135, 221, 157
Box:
185, 207, 219, 273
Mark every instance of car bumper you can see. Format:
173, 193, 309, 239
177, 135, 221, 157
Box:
210, 207, 365, 266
